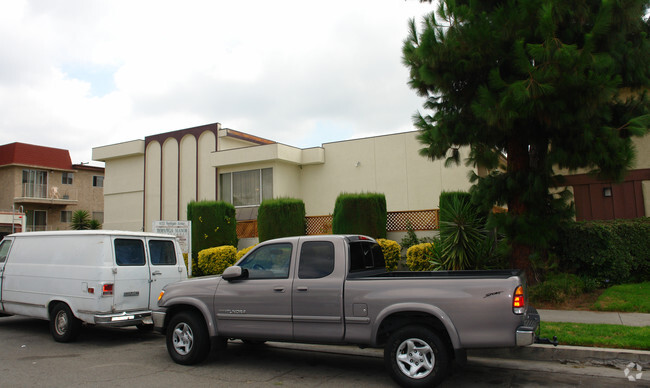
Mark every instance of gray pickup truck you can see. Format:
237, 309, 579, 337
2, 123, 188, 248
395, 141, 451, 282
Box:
154, 235, 540, 387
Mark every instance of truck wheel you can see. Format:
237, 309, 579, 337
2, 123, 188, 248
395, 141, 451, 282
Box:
166, 311, 210, 365
384, 325, 448, 387
50, 303, 82, 343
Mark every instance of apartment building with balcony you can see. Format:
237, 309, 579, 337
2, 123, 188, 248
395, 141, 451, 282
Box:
0, 142, 104, 237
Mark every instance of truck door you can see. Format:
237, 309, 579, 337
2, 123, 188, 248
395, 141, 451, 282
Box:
112, 238, 150, 312
146, 238, 184, 309
0, 239, 13, 311
292, 238, 345, 342
214, 242, 294, 340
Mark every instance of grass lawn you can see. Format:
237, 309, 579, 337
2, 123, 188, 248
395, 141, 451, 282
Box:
539, 321, 650, 350
591, 282, 650, 313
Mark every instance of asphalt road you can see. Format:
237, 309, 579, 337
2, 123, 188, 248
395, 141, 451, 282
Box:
0, 316, 646, 387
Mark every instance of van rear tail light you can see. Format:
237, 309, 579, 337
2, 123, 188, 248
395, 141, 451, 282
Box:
102, 283, 114, 296
513, 285, 525, 315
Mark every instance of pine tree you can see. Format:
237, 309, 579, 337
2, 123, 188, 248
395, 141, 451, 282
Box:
403, 0, 650, 281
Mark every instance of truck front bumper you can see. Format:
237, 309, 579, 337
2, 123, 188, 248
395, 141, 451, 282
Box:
516, 306, 540, 346
94, 310, 152, 327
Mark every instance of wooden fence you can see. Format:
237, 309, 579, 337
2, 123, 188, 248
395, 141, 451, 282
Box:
236, 209, 440, 239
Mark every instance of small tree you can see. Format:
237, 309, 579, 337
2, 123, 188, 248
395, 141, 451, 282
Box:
187, 200, 238, 260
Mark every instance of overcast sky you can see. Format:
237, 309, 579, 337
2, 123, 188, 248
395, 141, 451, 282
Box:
0, 0, 434, 165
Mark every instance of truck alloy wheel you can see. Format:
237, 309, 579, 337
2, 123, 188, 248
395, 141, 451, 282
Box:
384, 325, 448, 387
166, 311, 210, 365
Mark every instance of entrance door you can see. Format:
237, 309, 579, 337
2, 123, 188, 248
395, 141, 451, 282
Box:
214, 242, 294, 340
0, 239, 13, 311
146, 238, 184, 309
112, 238, 151, 312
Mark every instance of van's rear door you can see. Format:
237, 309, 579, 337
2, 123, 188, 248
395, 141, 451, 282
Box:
112, 237, 151, 312
145, 238, 184, 309
0, 238, 13, 311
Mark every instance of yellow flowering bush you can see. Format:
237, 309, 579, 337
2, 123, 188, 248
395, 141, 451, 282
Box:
406, 243, 435, 271
236, 244, 257, 261
377, 239, 401, 271
197, 245, 237, 275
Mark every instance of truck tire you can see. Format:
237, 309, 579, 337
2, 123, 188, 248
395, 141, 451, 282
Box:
384, 325, 448, 387
49, 303, 82, 343
166, 311, 210, 365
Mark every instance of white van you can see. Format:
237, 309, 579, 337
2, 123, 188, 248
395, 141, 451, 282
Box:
0, 230, 187, 342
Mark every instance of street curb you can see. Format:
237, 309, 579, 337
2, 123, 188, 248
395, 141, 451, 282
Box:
262, 342, 650, 371
468, 344, 650, 369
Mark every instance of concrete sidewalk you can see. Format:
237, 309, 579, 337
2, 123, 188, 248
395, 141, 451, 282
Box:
538, 309, 650, 327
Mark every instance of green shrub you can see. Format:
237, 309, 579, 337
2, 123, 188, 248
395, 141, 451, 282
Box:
528, 273, 598, 304
187, 201, 238, 265
332, 192, 387, 238
406, 242, 435, 271
377, 239, 401, 271
552, 218, 650, 284
236, 244, 257, 261
258, 198, 306, 242
197, 245, 237, 275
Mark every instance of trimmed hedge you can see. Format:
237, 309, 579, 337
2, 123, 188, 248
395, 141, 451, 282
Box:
552, 218, 650, 284
197, 245, 237, 275
258, 198, 306, 242
332, 193, 387, 239
377, 239, 401, 271
406, 242, 435, 271
187, 201, 238, 260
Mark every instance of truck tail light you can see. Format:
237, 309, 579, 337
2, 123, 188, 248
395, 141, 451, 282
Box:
513, 285, 525, 315
102, 283, 114, 296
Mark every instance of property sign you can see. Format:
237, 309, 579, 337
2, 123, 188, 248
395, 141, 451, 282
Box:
152, 220, 193, 276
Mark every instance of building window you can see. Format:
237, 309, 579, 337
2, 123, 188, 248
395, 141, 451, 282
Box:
93, 176, 104, 187
22, 169, 48, 198
61, 211, 72, 223
220, 168, 273, 207
62, 172, 74, 185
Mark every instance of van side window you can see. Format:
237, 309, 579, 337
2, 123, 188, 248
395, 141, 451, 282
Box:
238, 243, 292, 279
114, 239, 146, 266
149, 240, 177, 265
298, 241, 335, 279
0, 240, 11, 263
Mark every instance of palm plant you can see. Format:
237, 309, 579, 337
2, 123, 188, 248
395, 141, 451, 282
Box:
71, 210, 91, 230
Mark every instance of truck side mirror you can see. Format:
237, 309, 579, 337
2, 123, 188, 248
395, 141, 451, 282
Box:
222, 266, 248, 281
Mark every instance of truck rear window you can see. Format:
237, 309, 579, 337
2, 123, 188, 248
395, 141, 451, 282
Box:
349, 241, 385, 272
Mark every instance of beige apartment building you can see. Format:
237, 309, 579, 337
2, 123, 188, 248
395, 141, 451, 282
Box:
92, 123, 477, 244
0, 143, 104, 237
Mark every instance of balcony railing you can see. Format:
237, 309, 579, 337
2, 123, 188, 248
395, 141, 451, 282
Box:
15, 184, 77, 204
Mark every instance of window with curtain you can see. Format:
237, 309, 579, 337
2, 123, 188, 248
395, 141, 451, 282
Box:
220, 168, 273, 207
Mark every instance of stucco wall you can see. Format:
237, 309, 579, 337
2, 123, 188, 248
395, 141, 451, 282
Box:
300, 132, 473, 216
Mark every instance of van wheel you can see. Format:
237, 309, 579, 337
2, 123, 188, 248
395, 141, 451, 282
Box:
50, 303, 82, 343
384, 325, 448, 387
166, 311, 210, 365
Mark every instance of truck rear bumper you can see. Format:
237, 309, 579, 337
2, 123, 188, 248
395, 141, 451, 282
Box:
94, 310, 152, 327
516, 306, 540, 346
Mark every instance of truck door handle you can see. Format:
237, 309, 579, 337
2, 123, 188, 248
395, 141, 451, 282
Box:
273, 286, 285, 293
296, 286, 308, 292
152, 270, 162, 276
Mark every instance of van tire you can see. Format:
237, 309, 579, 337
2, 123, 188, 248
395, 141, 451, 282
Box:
50, 303, 82, 343
166, 311, 210, 365
384, 325, 448, 387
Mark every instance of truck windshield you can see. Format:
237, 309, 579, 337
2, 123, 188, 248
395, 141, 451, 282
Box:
348, 241, 385, 272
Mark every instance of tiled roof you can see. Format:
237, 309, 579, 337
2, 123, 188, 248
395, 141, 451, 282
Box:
0, 142, 72, 170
